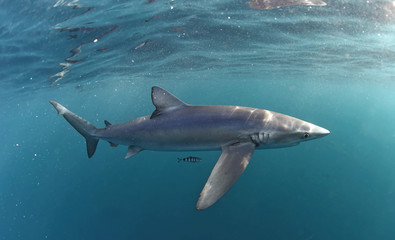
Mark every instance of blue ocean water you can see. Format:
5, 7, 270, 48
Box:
1, 0, 395, 239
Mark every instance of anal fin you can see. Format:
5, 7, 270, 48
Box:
196, 142, 255, 210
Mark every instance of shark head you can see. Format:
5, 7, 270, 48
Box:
300, 121, 331, 141
255, 111, 330, 148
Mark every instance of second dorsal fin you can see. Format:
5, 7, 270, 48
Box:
150, 86, 188, 119
104, 120, 112, 127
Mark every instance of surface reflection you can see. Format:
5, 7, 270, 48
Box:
246, 0, 326, 10
50, 0, 119, 86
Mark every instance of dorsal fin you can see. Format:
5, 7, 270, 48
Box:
150, 86, 187, 119
104, 120, 112, 127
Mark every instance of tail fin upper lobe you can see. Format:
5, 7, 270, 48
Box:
50, 101, 99, 158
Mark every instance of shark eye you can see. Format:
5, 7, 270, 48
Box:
303, 132, 310, 139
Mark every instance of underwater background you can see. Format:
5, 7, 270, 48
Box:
1, 0, 395, 239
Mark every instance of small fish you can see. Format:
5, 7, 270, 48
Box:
134, 40, 149, 50
97, 47, 108, 52
177, 156, 202, 163
145, 16, 160, 22
171, 27, 186, 31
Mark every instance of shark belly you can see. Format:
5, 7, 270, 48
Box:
130, 125, 240, 151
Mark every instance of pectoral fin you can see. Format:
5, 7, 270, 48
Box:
196, 142, 255, 210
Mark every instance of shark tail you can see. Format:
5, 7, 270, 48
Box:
50, 101, 99, 158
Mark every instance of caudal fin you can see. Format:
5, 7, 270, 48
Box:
50, 101, 99, 158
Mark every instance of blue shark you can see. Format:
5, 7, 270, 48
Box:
50, 86, 329, 210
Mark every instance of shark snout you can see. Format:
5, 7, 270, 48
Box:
310, 125, 330, 138
321, 128, 330, 135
